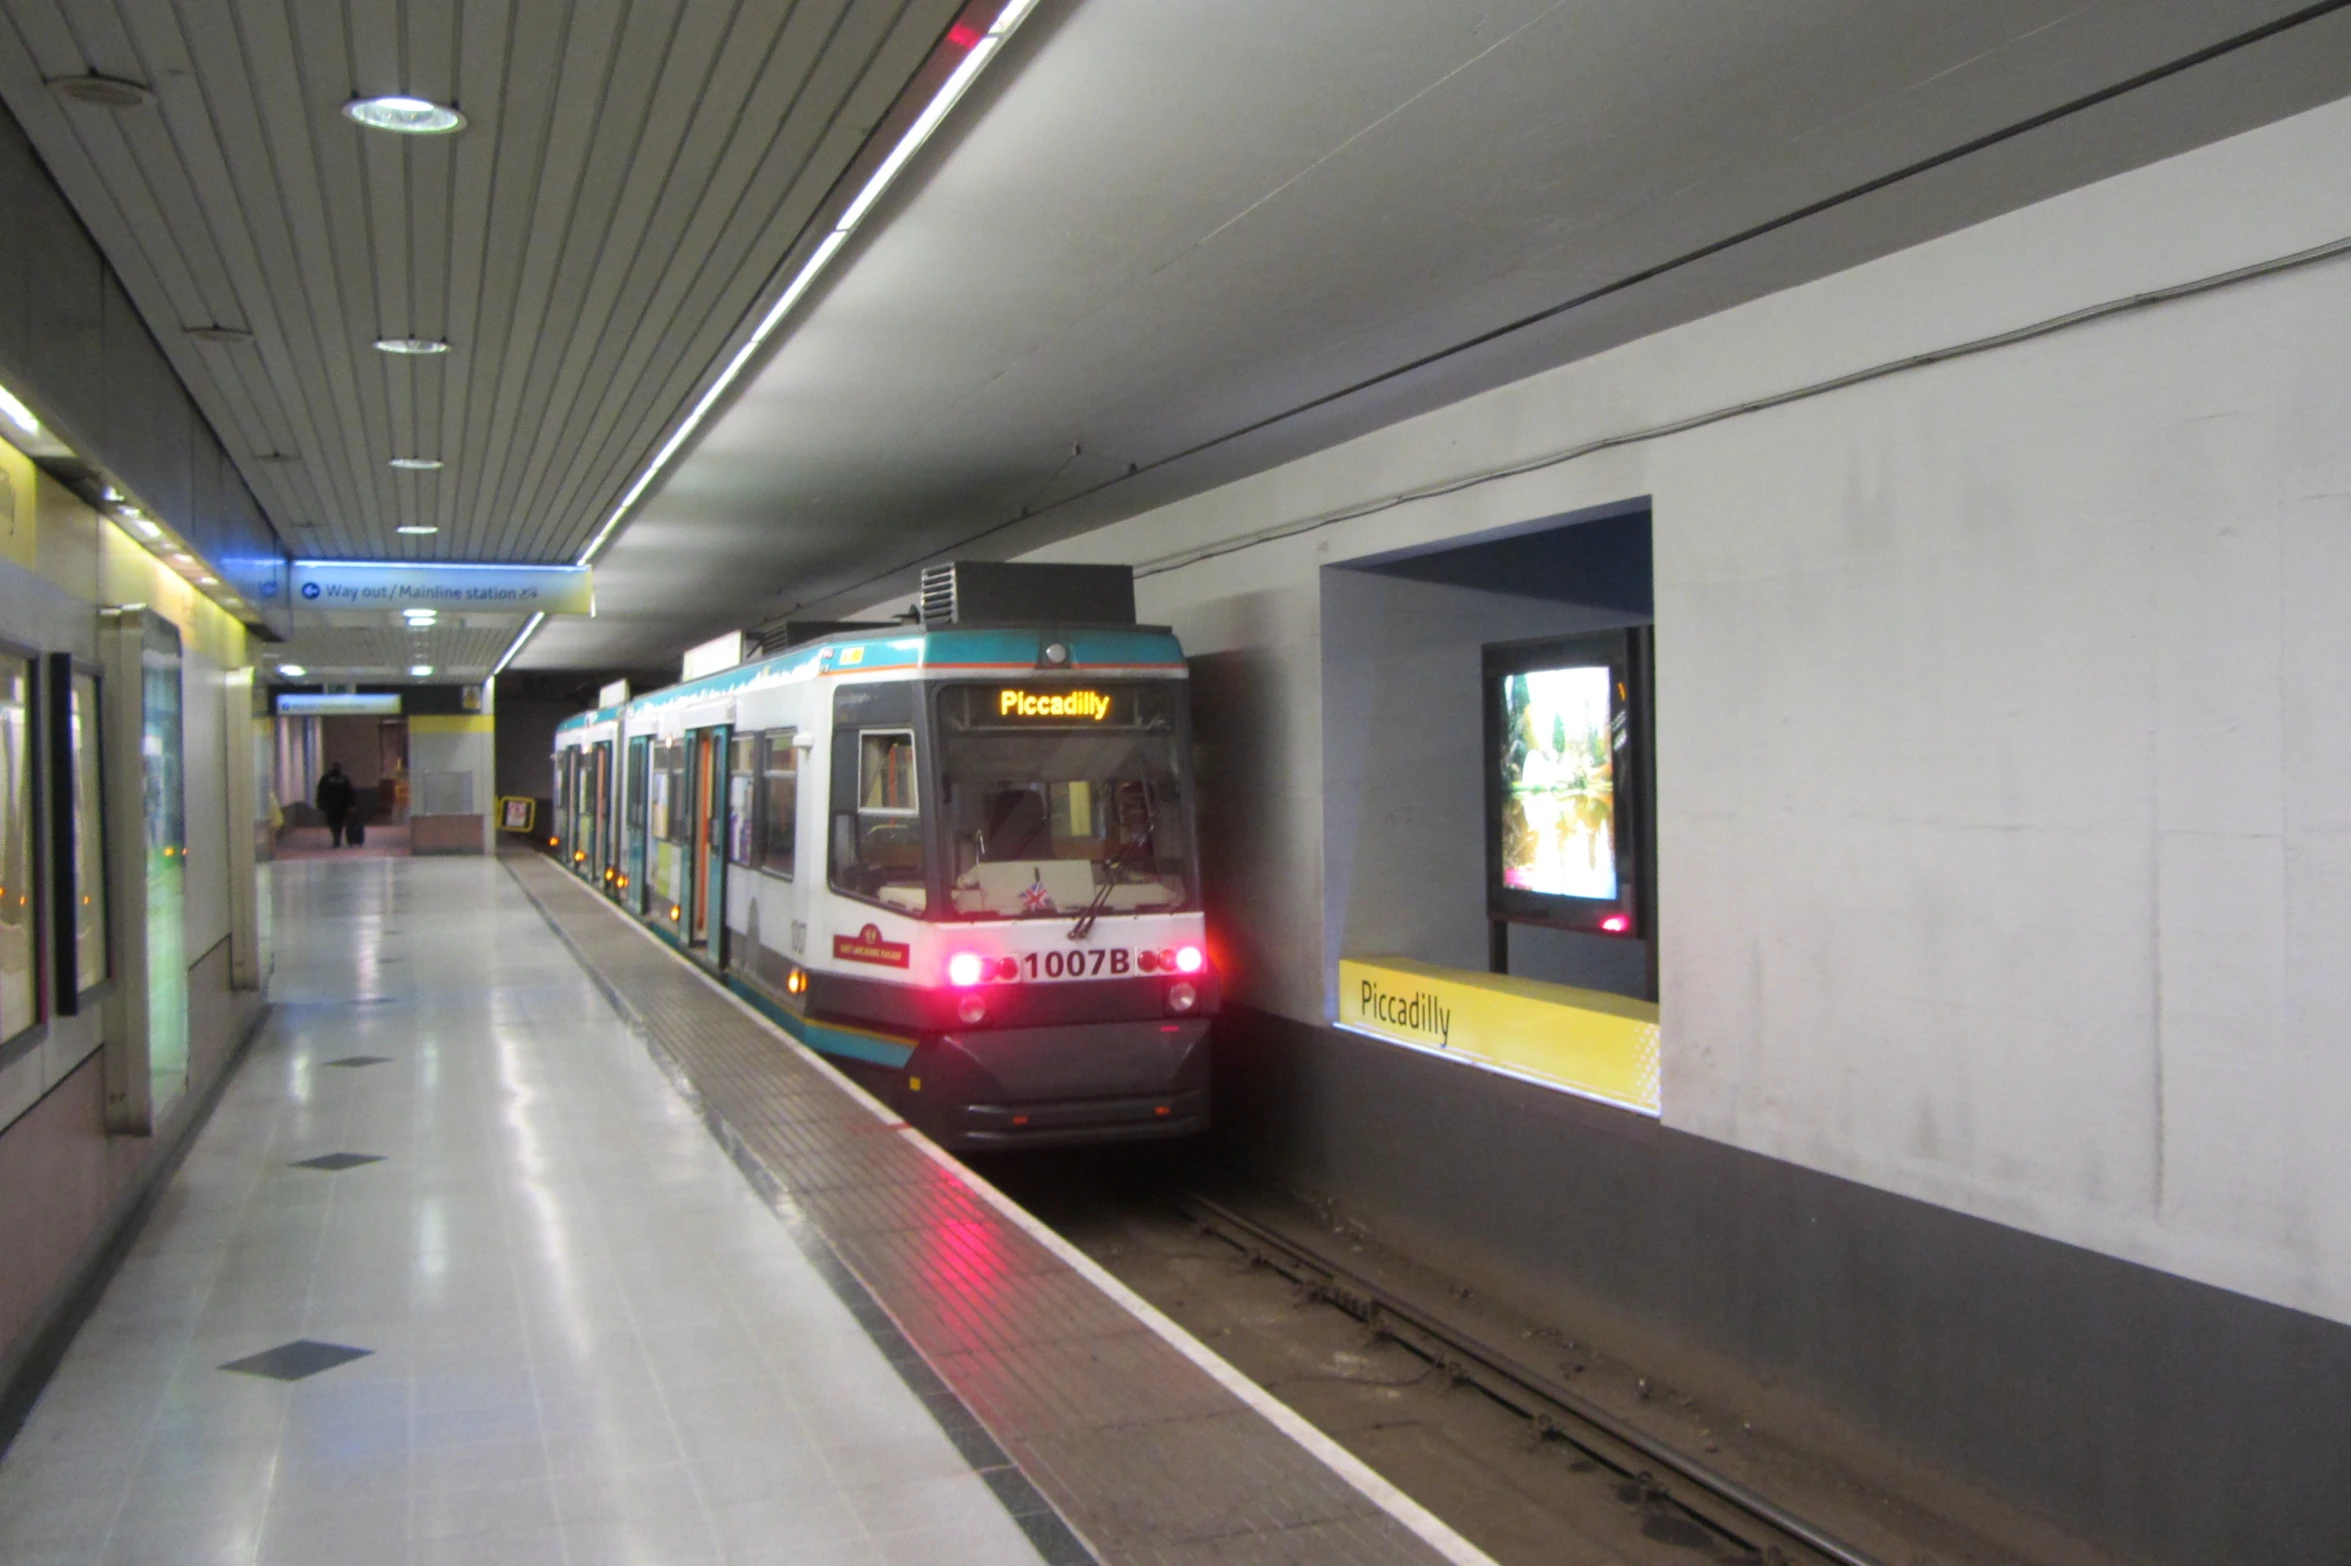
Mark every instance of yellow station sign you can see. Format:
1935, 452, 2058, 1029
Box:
1336, 954, 1660, 1115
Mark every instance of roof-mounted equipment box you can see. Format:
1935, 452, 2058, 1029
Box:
918, 561, 1135, 629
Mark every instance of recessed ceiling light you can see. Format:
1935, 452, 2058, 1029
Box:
188, 325, 253, 345
198, 575, 218, 585
344, 96, 465, 135
396, 525, 439, 534
49, 75, 154, 109
129, 517, 163, 540
410, 664, 435, 678
279, 664, 308, 678
375, 337, 450, 355
388, 457, 443, 471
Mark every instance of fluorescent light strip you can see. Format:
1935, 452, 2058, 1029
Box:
0, 384, 40, 437
293, 558, 585, 573
574, 0, 1036, 568
492, 611, 547, 677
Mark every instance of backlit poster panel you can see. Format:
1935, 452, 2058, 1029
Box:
1498, 666, 1616, 902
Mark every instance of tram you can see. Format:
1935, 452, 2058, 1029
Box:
552, 563, 1214, 1148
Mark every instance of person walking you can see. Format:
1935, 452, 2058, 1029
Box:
316, 762, 359, 848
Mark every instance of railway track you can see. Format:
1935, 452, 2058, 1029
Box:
1171, 1189, 1888, 1566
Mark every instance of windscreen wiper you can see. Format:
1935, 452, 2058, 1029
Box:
1069, 777, 1156, 941
1067, 834, 1144, 940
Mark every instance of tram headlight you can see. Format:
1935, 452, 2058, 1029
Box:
946, 952, 984, 987
957, 994, 989, 1026
1166, 981, 1199, 1015
1174, 944, 1204, 974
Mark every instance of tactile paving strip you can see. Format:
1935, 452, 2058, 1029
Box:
508, 856, 1457, 1566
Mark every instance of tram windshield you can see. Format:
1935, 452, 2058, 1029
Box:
935, 682, 1194, 920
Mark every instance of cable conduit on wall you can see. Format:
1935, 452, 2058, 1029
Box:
1134, 232, 2351, 580
804, 0, 2351, 611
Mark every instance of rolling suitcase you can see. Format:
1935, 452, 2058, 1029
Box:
346, 817, 366, 847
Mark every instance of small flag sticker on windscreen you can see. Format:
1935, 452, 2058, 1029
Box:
1021, 872, 1057, 914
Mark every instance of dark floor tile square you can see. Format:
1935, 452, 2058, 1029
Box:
220, 1340, 374, 1382
325, 1054, 393, 1067
290, 1153, 387, 1172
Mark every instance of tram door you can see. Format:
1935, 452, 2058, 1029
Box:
625, 736, 649, 913
687, 725, 729, 965
591, 741, 615, 894
572, 751, 598, 878
554, 750, 574, 864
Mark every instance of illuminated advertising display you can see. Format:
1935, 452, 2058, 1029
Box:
1484, 630, 1651, 940
1498, 665, 1616, 902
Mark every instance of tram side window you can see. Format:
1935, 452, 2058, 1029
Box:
69, 672, 106, 994
0, 653, 35, 1043
651, 742, 687, 843
726, 735, 758, 867
759, 730, 797, 878
830, 728, 925, 911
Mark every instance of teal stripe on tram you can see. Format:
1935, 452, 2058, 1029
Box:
724, 976, 917, 1069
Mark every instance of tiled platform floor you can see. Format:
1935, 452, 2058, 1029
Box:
504, 857, 1473, 1566
0, 854, 1046, 1566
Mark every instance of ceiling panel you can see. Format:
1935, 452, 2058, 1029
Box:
259, 614, 526, 682
0, 0, 966, 573
530, 0, 2351, 672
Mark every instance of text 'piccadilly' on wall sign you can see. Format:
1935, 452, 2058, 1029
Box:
1335, 954, 1660, 1116
292, 561, 594, 615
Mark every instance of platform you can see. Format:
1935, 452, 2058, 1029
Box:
0, 851, 1484, 1566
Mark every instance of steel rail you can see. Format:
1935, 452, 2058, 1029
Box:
1174, 1189, 1890, 1566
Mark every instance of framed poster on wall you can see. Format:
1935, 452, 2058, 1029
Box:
1483, 628, 1654, 941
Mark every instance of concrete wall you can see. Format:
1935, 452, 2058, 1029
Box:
0, 95, 269, 1431
317, 715, 387, 792
0, 490, 263, 1436
493, 697, 570, 805
1002, 92, 2351, 1333
868, 91, 2351, 1563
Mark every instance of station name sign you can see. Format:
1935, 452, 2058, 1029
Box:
293, 561, 595, 615
995, 688, 1111, 722
1336, 955, 1661, 1116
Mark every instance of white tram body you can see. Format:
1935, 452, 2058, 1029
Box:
552, 604, 1214, 1148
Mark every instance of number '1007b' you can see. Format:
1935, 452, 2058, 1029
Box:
1028, 949, 1130, 979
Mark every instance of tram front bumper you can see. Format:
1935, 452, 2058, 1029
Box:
909, 1016, 1212, 1149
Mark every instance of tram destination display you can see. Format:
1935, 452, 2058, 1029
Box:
1483, 629, 1651, 939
